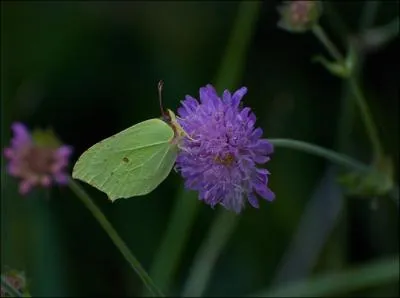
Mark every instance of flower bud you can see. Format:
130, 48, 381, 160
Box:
277, 0, 323, 33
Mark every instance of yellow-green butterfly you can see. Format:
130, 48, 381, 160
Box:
72, 81, 187, 202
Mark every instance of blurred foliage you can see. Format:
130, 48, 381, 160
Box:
1, 1, 398, 297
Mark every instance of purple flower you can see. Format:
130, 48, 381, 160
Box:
3, 122, 73, 195
175, 85, 274, 213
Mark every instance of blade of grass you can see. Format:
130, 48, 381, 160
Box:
144, 1, 262, 295
28, 194, 69, 296
272, 167, 343, 283
252, 255, 399, 297
144, 188, 200, 296
68, 178, 164, 297
360, 17, 400, 51
181, 210, 238, 297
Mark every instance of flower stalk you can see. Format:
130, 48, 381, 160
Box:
311, 24, 384, 160
68, 178, 164, 297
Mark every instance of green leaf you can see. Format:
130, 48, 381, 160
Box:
72, 116, 178, 202
312, 55, 349, 78
338, 155, 394, 197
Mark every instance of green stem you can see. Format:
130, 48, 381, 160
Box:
144, 1, 262, 295
270, 140, 396, 202
252, 255, 399, 297
347, 76, 383, 158
1, 275, 23, 297
182, 210, 239, 297
68, 178, 164, 297
269, 138, 372, 173
214, 1, 262, 90
312, 24, 344, 62
312, 23, 384, 159
145, 189, 199, 296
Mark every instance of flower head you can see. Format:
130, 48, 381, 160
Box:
3, 122, 73, 195
277, 0, 322, 33
175, 85, 274, 213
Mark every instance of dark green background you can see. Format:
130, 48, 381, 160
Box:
1, 1, 398, 296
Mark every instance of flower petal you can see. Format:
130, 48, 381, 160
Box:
232, 87, 247, 107
250, 128, 263, 140
54, 173, 69, 185
56, 145, 73, 159
7, 162, 20, 176
248, 193, 259, 208
40, 175, 52, 187
254, 182, 275, 201
222, 90, 231, 104
199, 85, 218, 105
252, 139, 274, 155
11, 122, 31, 147
3, 148, 14, 159
19, 180, 33, 195
177, 107, 189, 117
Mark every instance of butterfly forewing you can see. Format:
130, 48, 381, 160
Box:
72, 119, 177, 201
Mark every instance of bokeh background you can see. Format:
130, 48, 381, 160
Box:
1, 1, 399, 297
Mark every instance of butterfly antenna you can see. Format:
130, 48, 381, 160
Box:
158, 80, 168, 120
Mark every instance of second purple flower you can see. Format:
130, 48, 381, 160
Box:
3, 122, 73, 195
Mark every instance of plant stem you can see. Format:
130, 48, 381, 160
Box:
312, 24, 344, 62
270, 139, 396, 203
269, 138, 372, 173
68, 178, 163, 297
312, 23, 384, 159
144, 1, 262, 295
215, 1, 262, 90
347, 76, 383, 158
145, 189, 199, 296
182, 210, 239, 297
